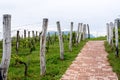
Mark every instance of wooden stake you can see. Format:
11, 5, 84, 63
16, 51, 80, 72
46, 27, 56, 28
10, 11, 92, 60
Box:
106, 23, 109, 42
83, 24, 86, 40
110, 22, 114, 47
16, 30, 19, 54
69, 22, 73, 51
0, 14, 11, 80
108, 23, 111, 45
76, 23, 80, 43
28, 31, 30, 38
87, 24, 90, 39
36, 31, 38, 37
24, 30, 26, 39
40, 18, 48, 75
54, 32, 57, 41
78, 23, 83, 43
56, 21, 64, 60
115, 19, 119, 57
32, 31, 34, 38
39, 32, 42, 41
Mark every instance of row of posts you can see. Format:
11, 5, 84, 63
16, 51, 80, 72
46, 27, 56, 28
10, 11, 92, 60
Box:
69, 23, 90, 51
0, 14, 90, 79
17, 30, 41, 39
106, 18, 120, 57
17, 24, 90, 41
40, 21, 90, 75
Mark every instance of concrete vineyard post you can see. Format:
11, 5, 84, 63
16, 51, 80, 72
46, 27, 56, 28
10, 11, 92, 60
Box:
106, 23, 109, 42
40, 18, 48, 75
87, 24, 90, 39
81, 23, 84, 40
78, 23, 82, 43
0, 14, 11, 80
76, 23, 80, 43
56, 21, 64, 60
115, 19, 119, 57
54, 32, 57, 41
108, 23, 111, 45
69, 22, 73, 52
107, 23, 111, 45
21, 35, 23, 39
28, 31, 30, 38
62, 32, 64, 42
16, 30, 19, 54
24, 30, 26, 39
32, 31, 34, 38
83, 24, 86, 40
36, 31, 38, 37
47, 32, 50, 46
39, 32, 41, 41
110, 22, 114, 47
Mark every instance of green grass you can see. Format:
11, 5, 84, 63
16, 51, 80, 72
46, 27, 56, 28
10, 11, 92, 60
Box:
0, 36, 112, 80
88, 36, 106, 40
104, 41, 120, 80
0, 38, 87, 80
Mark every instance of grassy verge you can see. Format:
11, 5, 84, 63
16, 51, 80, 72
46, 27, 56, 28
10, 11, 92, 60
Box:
0, 36, 109, 80
0, 38, 87, 80
104, 41, 120, 80
88, 36, 106, 41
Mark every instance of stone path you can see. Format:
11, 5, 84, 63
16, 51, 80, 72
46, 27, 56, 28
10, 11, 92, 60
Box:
61, 41, 118, 80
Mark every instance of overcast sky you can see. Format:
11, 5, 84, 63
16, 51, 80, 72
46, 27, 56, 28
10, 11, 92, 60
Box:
0, 0, 120, 36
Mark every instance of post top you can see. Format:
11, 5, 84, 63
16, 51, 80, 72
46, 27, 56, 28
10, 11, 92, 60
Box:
43, 18, 48, 22
106, 23, 109, 25
115, 18, 120, 22
56, 21, 60, 24
110, 22, 113, 25
71, 22, 73, 24
3, 14, 11, 18
83, 24, 86, 26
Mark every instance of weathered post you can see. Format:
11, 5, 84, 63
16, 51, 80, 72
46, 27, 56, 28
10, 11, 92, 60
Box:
16, 30, 19, 54
69, 22, 73, 52
78, 23, 83, 43
0, 14, 11, 80
87, 24, 90, 39
81, 23, 84, 40
56, 21, 64, 60
39, 32, 42, 41
21, 35, 23, 39
110, 22, 114, 47
24, 30, 26, 39
28, 31, 30, 38
47, 32, 50, 47
54, 32, 57, 42
35, 31, 38, 41
36, 31, 38, 37
83, 24, 86, 40
40, 18, 48, 75
108, 23, 111, 45
115, 19, 119, 57
76, 23, 80, 43
62, 32, 64, 42
32, 31, 34, 38
107, 23, 112, 45
106, 23, 109, 42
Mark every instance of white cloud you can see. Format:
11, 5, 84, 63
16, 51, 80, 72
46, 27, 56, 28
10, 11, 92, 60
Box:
0, 0, 120, 37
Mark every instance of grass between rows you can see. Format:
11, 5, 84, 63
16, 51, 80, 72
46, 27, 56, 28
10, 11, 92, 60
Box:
0, 39, 87, 80
2, 36, 120, 80
104, 41, 120, 80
